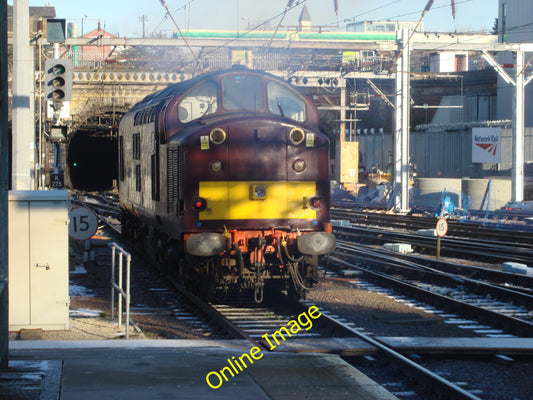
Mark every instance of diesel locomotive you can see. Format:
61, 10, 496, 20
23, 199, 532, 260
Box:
119, 68, 335, 301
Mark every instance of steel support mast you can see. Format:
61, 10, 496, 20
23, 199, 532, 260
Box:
12, 0, 34, 190
0, 0, 9, 370
394, 29, 411, 212
482, 49, 531, 202
513, 51, 525, 202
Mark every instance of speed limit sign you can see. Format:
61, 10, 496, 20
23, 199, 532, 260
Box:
69, 207, 98, 240
436, 218, 448, 237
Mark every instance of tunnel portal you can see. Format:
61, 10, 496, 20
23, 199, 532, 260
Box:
67, 129, 118, 192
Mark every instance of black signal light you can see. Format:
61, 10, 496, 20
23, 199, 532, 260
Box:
44, 58, 73, 102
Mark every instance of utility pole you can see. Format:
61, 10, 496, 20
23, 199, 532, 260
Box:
12, 0, 35, 190
139, 15, 148, 38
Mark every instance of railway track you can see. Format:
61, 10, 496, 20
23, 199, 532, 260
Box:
331, 207, 533, 241
199, 291, 488, 399
334, 223, 533, 265
331, 242, 533, 337
78, 194, 532, 399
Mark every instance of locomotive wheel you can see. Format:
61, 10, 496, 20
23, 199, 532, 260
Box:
200, 258, 217, 300
177, 257, 188, 283
186, 256, 217, 300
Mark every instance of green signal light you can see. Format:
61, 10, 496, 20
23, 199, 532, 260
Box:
52, 64, 66, 75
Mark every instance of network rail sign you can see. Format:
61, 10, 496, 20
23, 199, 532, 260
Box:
472, 127, 501, 164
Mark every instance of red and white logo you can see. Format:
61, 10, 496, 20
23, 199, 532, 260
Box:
472, 128, 501, 164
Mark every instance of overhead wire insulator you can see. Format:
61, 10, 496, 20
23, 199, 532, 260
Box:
424, 0, 434, 14
451, 0, 456, 19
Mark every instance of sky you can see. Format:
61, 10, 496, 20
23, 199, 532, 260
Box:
21, 0, 498, 38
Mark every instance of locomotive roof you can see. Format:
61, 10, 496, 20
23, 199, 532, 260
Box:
128, 68, 295, 113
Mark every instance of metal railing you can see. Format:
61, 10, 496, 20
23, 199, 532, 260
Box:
110, 243, 131, 338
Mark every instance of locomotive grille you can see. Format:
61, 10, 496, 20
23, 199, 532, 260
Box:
178, 146, 184, 200
167, 146, 179, 213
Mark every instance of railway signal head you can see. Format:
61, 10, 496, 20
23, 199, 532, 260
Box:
44, 58, 73, 102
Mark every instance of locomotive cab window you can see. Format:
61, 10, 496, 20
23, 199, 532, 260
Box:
222, 75, 263, 111
267, 82, 306, 122
178, 81, 218, 123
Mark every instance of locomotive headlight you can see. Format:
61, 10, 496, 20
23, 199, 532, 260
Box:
251, 184, 267, 200
289, 128, 305, 145
209, 128, 226, 144
210, 160, 224, 173
292, 159, 306, 173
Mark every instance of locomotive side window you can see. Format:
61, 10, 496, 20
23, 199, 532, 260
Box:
119, 136, 124, 182
267, 82, 306, 122
222, 75, 263, 111
178, 81, 218, 123
133, 133, 141, 160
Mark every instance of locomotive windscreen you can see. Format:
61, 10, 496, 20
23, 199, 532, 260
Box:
222, 75, 263, 111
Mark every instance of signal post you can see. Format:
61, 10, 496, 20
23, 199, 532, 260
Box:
45, 39, 72, 189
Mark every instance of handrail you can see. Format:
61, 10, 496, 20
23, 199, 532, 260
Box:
110, 243, 131, 338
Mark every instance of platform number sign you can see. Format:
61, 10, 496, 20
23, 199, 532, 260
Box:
69, 207, 98, 240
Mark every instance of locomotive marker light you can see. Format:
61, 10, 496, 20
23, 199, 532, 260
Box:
209, 160, 224, 173
292, 159, 306, 173
436, 217, 448, 259
289, 128, 305, 145
69, 207, 98, 241
209, 128, 226, 144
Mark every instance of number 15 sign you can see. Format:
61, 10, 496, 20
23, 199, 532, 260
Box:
69, 207, 99, 240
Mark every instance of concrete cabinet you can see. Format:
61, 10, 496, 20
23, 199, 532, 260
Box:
8, 190, 70, 331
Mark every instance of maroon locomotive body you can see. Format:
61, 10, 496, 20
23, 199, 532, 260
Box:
119, 68, 335, 300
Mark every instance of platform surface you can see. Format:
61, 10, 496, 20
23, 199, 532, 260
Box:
8, 339, 399, 400
376, 336, 533, 355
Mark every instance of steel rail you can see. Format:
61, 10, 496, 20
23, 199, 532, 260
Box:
331, 208, 533, 243
336, 241, 533, 310
289, 298, 482, 400
334, 224, 533, 265
203, 290, 483, 399
330, 249, 533, 337
336, 239, 533, 292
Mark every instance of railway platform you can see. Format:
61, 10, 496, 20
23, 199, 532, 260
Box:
5, 339, 399, 400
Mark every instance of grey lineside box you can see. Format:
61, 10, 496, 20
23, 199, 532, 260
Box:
8, 190, 70, 331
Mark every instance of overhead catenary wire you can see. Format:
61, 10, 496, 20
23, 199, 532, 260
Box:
159, 0, 203, 71
264, 0, 299, 56
391, 0, 434, 72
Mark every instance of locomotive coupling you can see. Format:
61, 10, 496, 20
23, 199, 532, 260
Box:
297, 232, 336, 255
186, 233, 226, 256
